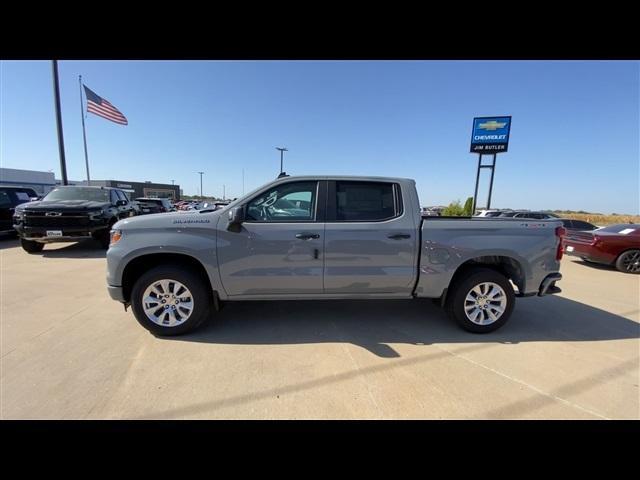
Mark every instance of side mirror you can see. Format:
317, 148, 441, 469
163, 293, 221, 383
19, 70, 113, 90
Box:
227, 206, 245, 231
116, 200, 127, 206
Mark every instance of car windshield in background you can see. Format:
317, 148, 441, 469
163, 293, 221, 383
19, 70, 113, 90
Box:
44, 187, 110, 202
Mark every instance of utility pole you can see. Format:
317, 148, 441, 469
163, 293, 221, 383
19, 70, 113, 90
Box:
52, 60, 68, 185
242, 168, 245, 195
276, 147, 288, 175
197, 172, 204, 198
223, 184, 226, 200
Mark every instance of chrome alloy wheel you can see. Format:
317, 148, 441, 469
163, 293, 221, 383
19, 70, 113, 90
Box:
464, 282, 508, 325
620, 251, 640, 273
142, 279, 194, 327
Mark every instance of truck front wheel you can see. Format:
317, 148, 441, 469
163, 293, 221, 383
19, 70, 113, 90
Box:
20, 238, 44, 253
130, 265, 213, 336
445, 268, 515, 333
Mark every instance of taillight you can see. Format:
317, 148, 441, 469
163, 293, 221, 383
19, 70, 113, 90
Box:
555, 226, 566, 260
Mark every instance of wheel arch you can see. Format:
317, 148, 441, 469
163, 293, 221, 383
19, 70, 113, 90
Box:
121, 252, 213, 303
441, 255, 524, 305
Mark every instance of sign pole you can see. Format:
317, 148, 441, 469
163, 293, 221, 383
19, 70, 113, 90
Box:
486, 153, 497, 209
472, 154, 482, 214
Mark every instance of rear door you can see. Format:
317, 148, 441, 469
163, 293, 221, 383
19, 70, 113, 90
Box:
323, 180, 418, 294
217, 180, 325, 296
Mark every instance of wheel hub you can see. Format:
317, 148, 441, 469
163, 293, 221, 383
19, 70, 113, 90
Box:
464, 282, 508, 325
142, 279, 194, 327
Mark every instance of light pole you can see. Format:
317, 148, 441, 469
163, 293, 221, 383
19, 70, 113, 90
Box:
223, 184, 226, 200
52, 61, 68, 185
276, 147, 288, 175
197, 172, 204, 198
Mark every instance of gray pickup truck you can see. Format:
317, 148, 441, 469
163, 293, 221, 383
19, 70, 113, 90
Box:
106, 175, 564, 336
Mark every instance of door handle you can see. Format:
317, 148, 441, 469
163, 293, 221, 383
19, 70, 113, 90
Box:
295, 232, 320, 240
388, 234, 411, 240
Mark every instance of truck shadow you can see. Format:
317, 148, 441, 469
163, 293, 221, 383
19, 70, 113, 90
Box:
39, 240, 107, 259
171, 295, 640, 358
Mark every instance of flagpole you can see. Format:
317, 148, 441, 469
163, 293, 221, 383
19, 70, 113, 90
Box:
79, 75, 91, 185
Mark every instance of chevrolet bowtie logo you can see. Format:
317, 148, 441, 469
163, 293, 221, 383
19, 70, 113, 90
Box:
478, 120, 507, 131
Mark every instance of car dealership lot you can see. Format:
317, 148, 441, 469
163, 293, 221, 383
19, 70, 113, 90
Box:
1, 238, 638, 419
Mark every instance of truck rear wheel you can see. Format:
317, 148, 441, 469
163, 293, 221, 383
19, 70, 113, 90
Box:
130, 265, 213, 336
445, 268, 515, 333
20, 238, 44, 253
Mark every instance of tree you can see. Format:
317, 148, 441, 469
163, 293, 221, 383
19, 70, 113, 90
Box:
463, 197, 474, 216
442, 200, 466, 216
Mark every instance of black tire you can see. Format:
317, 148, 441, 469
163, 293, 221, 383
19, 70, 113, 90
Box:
130, 265, 213, 336
445, 267, 515, 333
615, 249, 640, 274
20, 238, 44, 253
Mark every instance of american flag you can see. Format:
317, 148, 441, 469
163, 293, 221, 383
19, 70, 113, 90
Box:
83, 85, 128, 125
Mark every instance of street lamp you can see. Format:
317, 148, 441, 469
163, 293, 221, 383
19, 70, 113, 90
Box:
197, 172, 204, 198
276, 147, 288, 175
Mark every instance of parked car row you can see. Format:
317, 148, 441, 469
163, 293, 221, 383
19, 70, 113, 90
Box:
7, 185, 179, 253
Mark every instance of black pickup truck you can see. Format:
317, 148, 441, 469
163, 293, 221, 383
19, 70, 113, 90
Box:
13, 185, 135, 252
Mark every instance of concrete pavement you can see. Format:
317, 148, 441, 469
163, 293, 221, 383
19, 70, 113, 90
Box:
1, 237, 638, 419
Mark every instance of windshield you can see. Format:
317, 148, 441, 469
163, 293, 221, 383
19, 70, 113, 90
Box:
44, 187, 110, 202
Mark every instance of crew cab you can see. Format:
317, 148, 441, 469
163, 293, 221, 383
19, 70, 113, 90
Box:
106, 176, 564, 336
14, 185, 135, 252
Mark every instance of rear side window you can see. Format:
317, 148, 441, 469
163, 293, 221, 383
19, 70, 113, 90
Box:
335, 181, 399, 221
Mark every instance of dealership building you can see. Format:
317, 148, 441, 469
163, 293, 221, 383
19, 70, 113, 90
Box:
57, 179, 181, 201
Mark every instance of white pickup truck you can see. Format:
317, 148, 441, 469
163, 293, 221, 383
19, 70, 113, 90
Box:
106, 175, 564, 336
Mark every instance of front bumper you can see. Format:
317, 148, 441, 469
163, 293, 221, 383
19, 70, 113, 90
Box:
538, 273, 562, 296
107, 285, 126, 303
14, 224, 108, 243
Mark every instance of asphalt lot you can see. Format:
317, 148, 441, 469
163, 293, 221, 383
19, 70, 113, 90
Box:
1, 237, 638, 419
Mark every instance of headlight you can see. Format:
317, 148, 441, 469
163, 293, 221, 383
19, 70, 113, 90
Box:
109, 229, 123, 246
13, 210, 25, 221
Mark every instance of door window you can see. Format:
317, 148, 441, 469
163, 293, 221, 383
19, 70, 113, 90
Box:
335, 181, 398, 221
246, 181, 317, 222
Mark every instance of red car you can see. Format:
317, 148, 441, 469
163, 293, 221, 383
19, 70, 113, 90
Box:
564, 223, 640, 274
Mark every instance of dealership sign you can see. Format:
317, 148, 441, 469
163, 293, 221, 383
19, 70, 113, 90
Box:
470, 116, 511, 153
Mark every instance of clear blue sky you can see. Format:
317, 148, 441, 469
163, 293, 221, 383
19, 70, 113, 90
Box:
1, 60, 638, 213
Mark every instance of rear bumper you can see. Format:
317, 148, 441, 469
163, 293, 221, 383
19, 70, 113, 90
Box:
538, 273, 562, 296
564, 242, 613, 265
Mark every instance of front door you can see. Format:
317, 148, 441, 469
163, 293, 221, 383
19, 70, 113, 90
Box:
217, 180, 325, 296
323, 180, 418, 294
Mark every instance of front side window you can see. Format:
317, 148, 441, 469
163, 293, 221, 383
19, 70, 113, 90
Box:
246, 181, 317, 222
115, 190, 128, 203
335, 181, 397, 221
